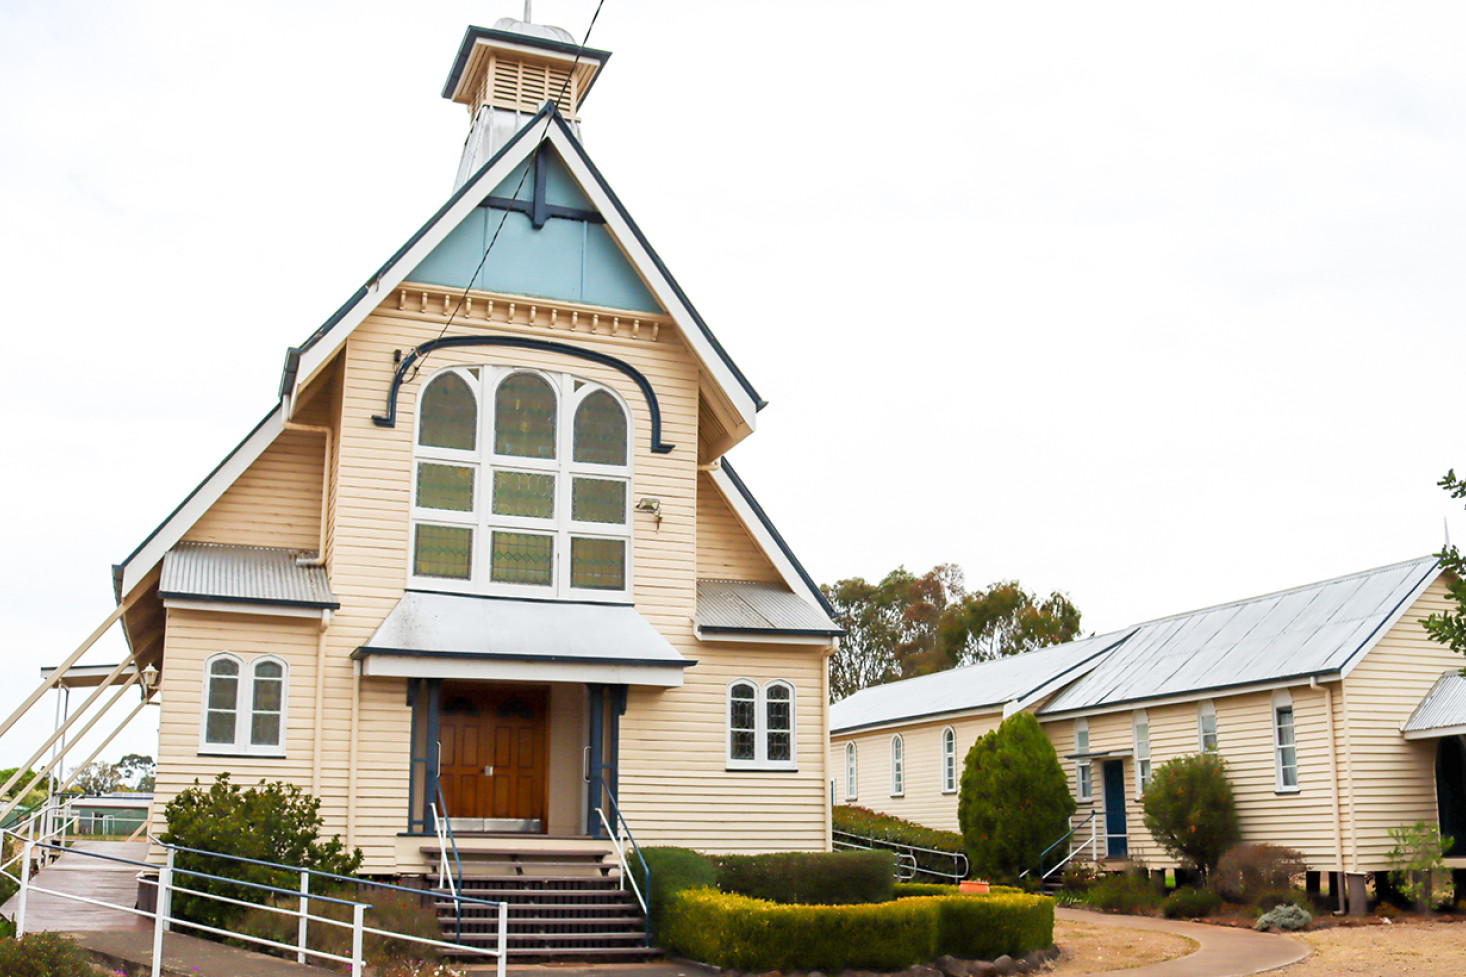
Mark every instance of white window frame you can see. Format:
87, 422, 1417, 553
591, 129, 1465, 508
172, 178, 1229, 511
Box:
844, 742, 858, 801
410, 365, 634, 601
890, 734, 905, 797
940, 726, 958, 794
1074, 718, 1092, 802
1133, 709, 1152, 797
198, 653, 288, 756
725, 678, 797, 771
1198, 699, 1219, 753
1273, 690, 1300, 792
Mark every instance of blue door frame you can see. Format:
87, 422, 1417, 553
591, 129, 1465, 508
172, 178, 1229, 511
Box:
1103, 760, 1128, 858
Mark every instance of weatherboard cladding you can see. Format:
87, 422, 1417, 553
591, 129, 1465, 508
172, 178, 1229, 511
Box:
1039, 555, 1441, 714
829, 630, 1126, 733
160, 542, 338, 608
695, 579, 842, 635
1403, 670, 1466, 734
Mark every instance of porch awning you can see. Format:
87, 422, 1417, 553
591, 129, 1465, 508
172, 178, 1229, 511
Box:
1402, 671, 1466, 740
1064, 749, 1134, 760
352, 591, 692, 687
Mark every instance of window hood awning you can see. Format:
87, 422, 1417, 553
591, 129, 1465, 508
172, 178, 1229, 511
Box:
353, 591, 691, 687
1065, 749, 1133, 761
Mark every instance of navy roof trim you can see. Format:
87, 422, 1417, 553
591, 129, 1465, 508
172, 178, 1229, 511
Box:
1332, 556, 1441, 674
158, 591, 341, 611
698, 625, 846, 637
543, 110, 767, 411
111, 405, 281, 601
441, 25, 612, 101
1036, 668, 1346, 719
1015, 629, 1138, 704
719, 460, 835, 616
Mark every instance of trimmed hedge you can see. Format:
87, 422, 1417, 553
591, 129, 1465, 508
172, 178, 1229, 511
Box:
663, 888, 1054, 972
632, 847, 718, 944
834, 805, 966, 853
894, 883, 1024, 898
716, 850, 894, 905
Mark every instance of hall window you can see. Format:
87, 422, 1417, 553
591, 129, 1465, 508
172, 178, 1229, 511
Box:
412, 366, 631, 599
1198, 700, 1219, 753
1273, 691, 1299, 792
844, 742, 858, 800
890, 734, 905, 796
941, 726, 958, 794
1133, 710, 1152, 795
200, 653, 288, 755
727, 679, 797, 770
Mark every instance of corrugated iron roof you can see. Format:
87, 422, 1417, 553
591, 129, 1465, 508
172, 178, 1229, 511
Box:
695, 579, 842, 635
160, 542, 338, 608
831, 555, 1444, 733
1039, 555, 1441, 714
829, 630, 1130, 733
1403, 670, 1466, 737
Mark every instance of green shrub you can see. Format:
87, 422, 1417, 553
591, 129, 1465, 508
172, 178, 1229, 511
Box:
833, 806, 968, 879
1141, 754, 1241, 878
662, 888, 1052, 971
957, 712, 1075, 883
160, 774, 363, 932
1386, 821, 1454, 911
0, 933, 96, 977
1086, 874, 1163, 914
895, 882, 958, 898
715, 850, 894, 905
1214, 844, 1307, 905
1255, 903, 1312, 932
631, 846, 718, 945
233, 888, 443, 970
1058, 860, 1103, 895
1162, 886, 1221, 919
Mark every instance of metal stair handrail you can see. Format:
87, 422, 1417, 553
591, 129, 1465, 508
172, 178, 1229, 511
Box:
831, 828, 969, 882
430, 781, 464, 943
595, 785, 651, 946
1019, 811, 1099, 882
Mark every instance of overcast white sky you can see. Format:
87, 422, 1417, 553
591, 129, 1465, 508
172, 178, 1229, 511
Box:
1, 0, 1462, 768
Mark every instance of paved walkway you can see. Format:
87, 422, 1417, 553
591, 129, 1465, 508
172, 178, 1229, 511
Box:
0, 840, 151, 932
1057, 907, 1309, 977
71, 929, 340, 977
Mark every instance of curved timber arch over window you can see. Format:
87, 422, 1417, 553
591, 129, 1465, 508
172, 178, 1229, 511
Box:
412, 365, 634, 599
374, 335, 674, 454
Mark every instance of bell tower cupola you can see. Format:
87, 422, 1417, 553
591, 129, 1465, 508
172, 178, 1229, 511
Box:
441, 13, 611, 189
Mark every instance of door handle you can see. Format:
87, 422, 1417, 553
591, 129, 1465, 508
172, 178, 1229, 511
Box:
483, 765, 495, 776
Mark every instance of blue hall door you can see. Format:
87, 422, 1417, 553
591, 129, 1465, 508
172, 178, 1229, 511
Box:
1103, 761, 1128, 858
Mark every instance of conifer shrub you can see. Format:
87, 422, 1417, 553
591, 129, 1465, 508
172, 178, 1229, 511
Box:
715, 850, 894, 905
160, 773, 363, 931
957, 712, 1075, 883
1255, 903, 1312, 932
1140, 753, 1240, 878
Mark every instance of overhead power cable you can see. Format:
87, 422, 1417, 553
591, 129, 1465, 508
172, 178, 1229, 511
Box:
412, 0, 609, 382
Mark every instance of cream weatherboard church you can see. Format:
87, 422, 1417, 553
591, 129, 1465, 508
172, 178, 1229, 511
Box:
95, 17, 841, 886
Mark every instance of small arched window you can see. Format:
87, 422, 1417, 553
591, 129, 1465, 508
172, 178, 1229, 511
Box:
1198, 700, 1219, 753
890, 734, 905, 797
844, 742, 858, 801
201, 654, 288, 755
727, 679, 797, 770
419, 371, 477, 450
573, 389, 628, 466
941, 727, 957, 794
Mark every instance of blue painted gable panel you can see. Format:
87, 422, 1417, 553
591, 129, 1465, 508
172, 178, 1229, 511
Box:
408, 208, 662, 314
490, 151, 596, 211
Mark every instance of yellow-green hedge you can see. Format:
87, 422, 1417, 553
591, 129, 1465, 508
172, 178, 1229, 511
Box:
662, 889, 1053, 971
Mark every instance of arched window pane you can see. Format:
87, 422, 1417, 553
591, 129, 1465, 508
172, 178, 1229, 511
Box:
942, 728, 957, 792
891, 735, 904, 794
845, 743, 858, 799
251, 662, 283, 747
766, 684, 792, 762
205, 659, 239, 745
420, 372, 477, 450
730, 683, 756, 760
495, 374, 557, 458
573, 390, 627, 466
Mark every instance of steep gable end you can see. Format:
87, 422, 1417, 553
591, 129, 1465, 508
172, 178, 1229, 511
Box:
697, 470, 782, 583
407, 145, 661, 313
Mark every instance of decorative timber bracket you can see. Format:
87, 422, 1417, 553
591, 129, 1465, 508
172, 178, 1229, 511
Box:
371, 334, 675, 454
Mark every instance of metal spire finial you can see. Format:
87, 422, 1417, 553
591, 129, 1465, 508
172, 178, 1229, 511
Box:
524, 1, 533, 23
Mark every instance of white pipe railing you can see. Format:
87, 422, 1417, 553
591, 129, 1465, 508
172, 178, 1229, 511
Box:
7, 835, 510, 977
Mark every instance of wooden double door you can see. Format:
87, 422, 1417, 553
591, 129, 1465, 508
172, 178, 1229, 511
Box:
438, 684, 547, 826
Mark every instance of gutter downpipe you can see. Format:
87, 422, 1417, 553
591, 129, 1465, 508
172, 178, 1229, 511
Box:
347, 658, 362, 848
1313, 675, 1347, 914
283, 420, 333, 797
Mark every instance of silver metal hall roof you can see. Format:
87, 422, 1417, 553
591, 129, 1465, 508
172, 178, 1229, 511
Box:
1402, 670, 1466, 739
1040, 555, 1441, 715
831, 555, 1443, 732
830, 630, 1132, 734
160, 542, 338, 608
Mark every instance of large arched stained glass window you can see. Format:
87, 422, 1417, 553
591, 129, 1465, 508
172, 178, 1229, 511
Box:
412, 366, 632, 598
419, 371, 477, 450
494, 373, 557, 458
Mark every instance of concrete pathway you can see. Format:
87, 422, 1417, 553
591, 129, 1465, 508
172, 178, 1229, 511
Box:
71, 929, 340, 977
1057, 907, 1309, 977
0, 840, 151, 932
